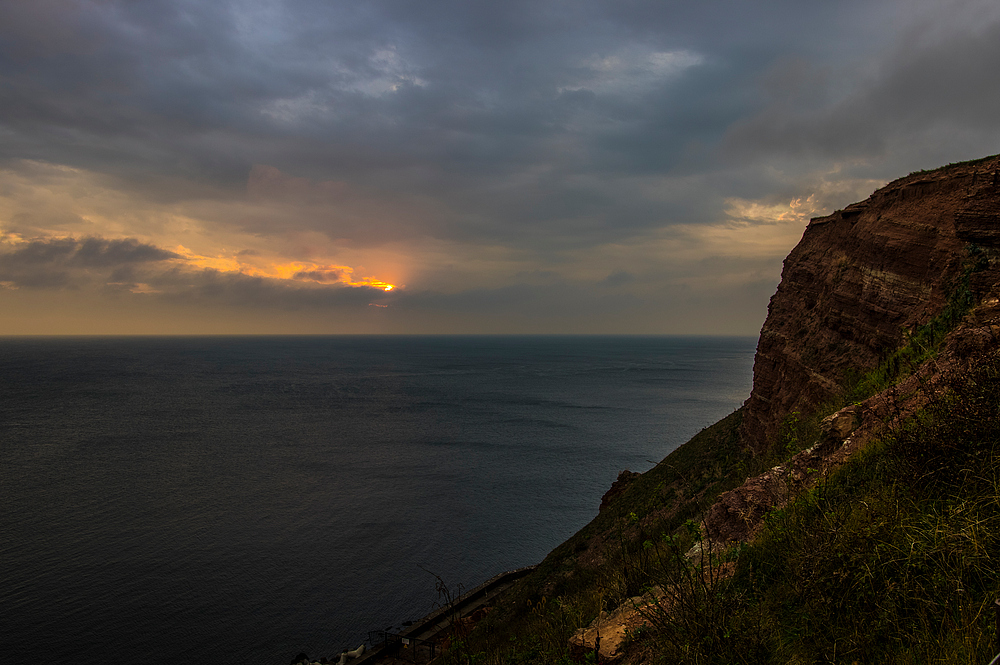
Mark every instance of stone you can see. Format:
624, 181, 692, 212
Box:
820, 405, 858, 441
740, 156, 1000, 453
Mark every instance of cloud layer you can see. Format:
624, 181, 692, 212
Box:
2, 0, 999, 333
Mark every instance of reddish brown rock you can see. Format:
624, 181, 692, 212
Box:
741, 155, 1000, 453
707, 303, 1000, 545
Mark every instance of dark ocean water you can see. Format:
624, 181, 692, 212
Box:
0, 335, 756, 664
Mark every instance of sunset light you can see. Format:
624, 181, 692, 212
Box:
5, 2, 1000, 664
0, 0, 991, 339
170, 248, 397, 292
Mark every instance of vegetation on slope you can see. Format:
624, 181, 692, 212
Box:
441, 347, 1000, 665
438, 409, 753, 664
643, 352, 1000, 664
436, 249, 999, 665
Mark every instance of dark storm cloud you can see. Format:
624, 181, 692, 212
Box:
73, 237, 180, 267
0, 0, 910, 240
1, 236, 177, 268
0, 235, 179, 288
723, 2, 1000, 171
0, 230, 392, 309
4, 0, 1000, 333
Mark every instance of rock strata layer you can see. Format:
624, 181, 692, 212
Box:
741, 155, 1000, 453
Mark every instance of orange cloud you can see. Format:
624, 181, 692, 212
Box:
170, 246, 396, 291
171, 246, 242, 272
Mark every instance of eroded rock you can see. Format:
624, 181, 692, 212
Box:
740, 157, 1000, 453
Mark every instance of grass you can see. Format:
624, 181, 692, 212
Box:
665, 353, 1000, 664
435, 245, 995, 664
441, 347, 1000, 664
504, 352, 1000, 665
435, 410, 752, 664
761, 243, 989, 468
908, 154, 999, 177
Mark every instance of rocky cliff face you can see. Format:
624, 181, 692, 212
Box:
741, 155, 1000, 453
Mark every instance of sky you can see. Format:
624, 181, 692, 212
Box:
2, 0, 1000, 335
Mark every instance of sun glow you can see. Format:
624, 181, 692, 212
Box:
172, 247, 397, 291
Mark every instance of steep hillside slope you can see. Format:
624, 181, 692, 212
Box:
741, 155, 1000, 452
436, 155, 1000, 665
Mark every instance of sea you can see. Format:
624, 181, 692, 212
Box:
0, 335, 756, 664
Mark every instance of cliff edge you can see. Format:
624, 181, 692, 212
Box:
437, 155, 1000, 665
741, 155, 1000, 453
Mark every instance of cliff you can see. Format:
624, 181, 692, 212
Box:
437, 155, 1000, 665
741, 155, 1000, 453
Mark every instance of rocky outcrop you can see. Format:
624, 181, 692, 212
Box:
599, 470, 642, 512
550, 156, 1000, 665
707, 274, 1000, 545
706, 404, 862, 544
568, 591, 659, 661
741, 155, 1000, 453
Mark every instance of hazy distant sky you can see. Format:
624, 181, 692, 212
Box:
1, 0, 998, 334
